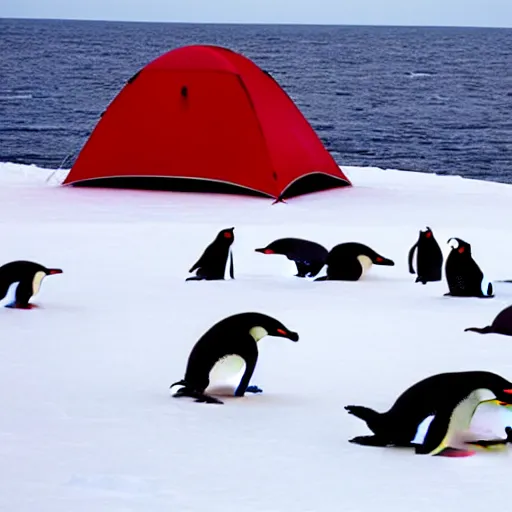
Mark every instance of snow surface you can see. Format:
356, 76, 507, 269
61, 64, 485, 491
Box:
1, 161, 512, 512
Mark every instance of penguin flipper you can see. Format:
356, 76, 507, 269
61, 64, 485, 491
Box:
408, 242, 418, 275
229, 250, 234, 279
14, 279, 33, 308
234, 343, 258, 397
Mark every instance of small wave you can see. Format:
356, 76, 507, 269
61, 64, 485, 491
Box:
312, 122, 335, 132
406, 72, 434, 78
0, 94, 33, 100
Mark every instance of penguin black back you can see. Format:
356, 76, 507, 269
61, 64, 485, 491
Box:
170, 312, 299, 404
315, 242, 394, 281
345, 370, 512, 454
255, 237, 328, 277
0, 260, 63, 309
408, 227, 443, 284
444, 238, 493, 298
187, 227, 235, 281
465, 304, 512, 336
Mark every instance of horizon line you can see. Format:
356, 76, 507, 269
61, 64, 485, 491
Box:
2, 16, 512, 30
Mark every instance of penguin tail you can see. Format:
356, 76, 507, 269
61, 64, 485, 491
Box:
345, 405, 381, 424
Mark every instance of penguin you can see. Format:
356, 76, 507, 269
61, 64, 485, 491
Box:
408, 226, 443, 284
170, 312, 299, 404
0, 260, 63, 309
186, 227, 235, 281
345, 370, 512, 456
314, 242, 394, 281
444, 238, 493, 298
254, 238, 328, 278
464, 304, 512, 336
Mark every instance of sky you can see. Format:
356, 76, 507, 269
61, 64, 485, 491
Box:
2, 0, 512, 28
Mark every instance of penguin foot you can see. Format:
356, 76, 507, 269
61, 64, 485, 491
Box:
245, 385, 263, 394
505, 426, 512, 443
348, 435, 391, 447
4, 302, 36, 309
172, 386, 223, 405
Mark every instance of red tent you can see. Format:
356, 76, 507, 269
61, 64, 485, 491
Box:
63, 45, 351, 200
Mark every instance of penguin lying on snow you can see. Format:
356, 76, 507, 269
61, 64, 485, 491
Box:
444, 238, 493, 298
186, 227, 234, 281
345, 371, 512, 456
170, 312, 299, 404
465, 304, 512, 336
255, 238, 328, 278
0, 260, 63, 309
408, 226, 443, 284
315, 242, 394, 281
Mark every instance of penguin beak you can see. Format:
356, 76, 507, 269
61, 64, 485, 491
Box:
48, 269, 63, 275
374, 256, 394, 266
276, 328, 299, 342
255, 248, 273, 254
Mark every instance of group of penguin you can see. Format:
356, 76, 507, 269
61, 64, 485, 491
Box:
185, 225, 496, 298
4, 225, 512, 458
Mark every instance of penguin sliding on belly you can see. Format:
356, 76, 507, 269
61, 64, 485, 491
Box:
170, 312, 299, 404
444, 238, 493, 298
345, 371, 512, 456
255, 238, 328, 278
314, 242, 394, 281
408, 226, 443, 284
186, 227, 235, 281
0, 260, 63, 309
464, 304, 512, 336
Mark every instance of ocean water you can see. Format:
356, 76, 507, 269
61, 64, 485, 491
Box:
1, 18, 512, 183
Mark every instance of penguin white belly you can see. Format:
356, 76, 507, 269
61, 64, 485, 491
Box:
32, 271, 46, 297
224, 248, 234, 280
426, 389, 495, 455
412, 415, 435, 445
209, 355, 246, 385
0, 281, 19, 306
357, 255, 373, 277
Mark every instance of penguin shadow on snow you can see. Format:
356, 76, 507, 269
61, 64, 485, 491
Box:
169, 312, 299, 405
0, 260, 63, 310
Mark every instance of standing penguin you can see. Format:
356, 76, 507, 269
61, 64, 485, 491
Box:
345, 370, 512, 456
0, 260, 63, 309
408, 226, 443, 284
314, 242, 394, 281
186, 227, 235, 281
464, 304, 512, 336
255, 238, 328, 278
444, 238, 493, 298
170, 312, 299, 404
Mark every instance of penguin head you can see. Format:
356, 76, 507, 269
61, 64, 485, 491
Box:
420, 226, 434, 239
448, 238, 471, 255
246, 313, 299, 342
255, 247, 275, 255
493, 387, 512, 405
371, 254, 395, 266
216, 227, 235, 242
